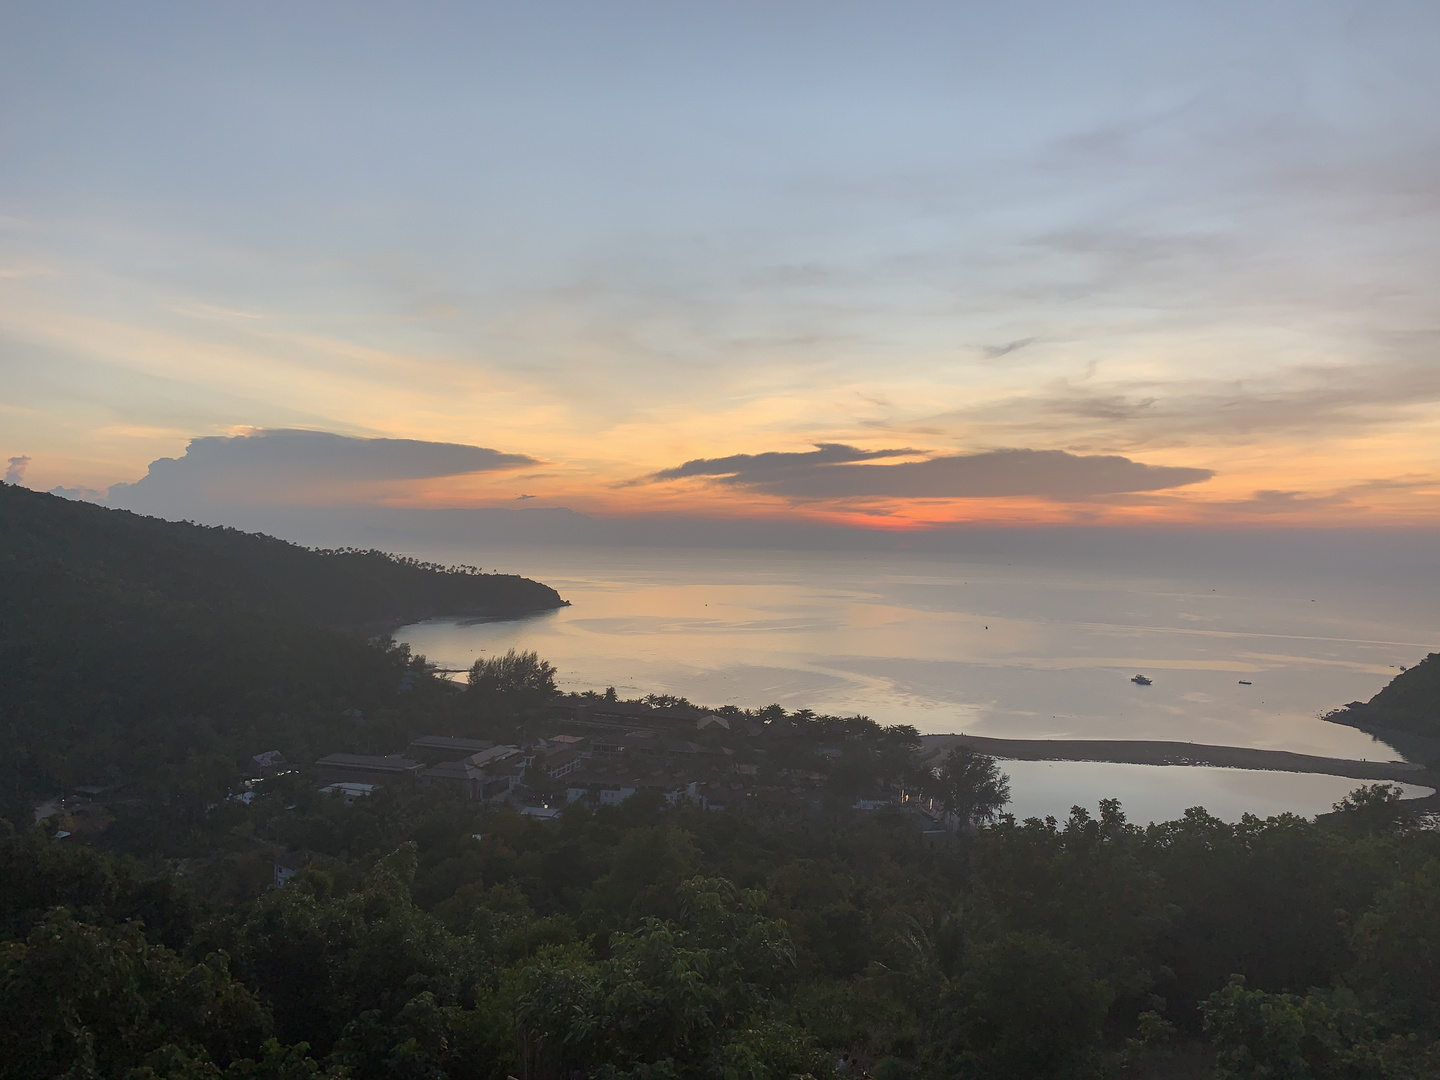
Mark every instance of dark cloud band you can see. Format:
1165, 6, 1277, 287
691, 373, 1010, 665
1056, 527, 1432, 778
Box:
655, 444, 1213, 499
654, 443, 920, 480
109, 429, 536, 508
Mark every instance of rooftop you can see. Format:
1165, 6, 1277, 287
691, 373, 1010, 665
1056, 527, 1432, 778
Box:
590, 701, 654, 717
647, 705, 703, 721
320, 782, 376, 797
422, 760, 477, 780
315, 753, 422, 771
409, 735, 496, 753
467, 744, 522, 768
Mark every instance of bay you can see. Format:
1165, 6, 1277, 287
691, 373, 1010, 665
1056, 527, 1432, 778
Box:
394, 543, 1439, 819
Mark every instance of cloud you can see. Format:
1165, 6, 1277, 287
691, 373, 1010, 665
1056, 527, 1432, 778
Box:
1206, 474, 1440, 517
1212, 490, 1354, 515
108, 429, 537, 508
979, 338, 1035, 360
652, 444, 1214, 500
4, 456, 28, 484
653, 443, 920, 481
884, 358, 1440, 452
50, 485, 106, 502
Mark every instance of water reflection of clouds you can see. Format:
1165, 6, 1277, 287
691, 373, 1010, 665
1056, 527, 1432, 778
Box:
565, 616, 837, 636
396, 548, 1436, 774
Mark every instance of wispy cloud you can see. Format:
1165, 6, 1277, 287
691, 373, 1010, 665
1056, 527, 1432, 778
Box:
881, 358, 1440, 452
978, 338, 1036, 360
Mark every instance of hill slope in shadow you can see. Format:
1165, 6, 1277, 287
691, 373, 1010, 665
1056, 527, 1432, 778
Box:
1324, 652, 1440, 759
0, 484, 564, 811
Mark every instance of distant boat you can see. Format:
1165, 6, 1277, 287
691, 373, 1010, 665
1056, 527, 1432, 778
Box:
1131, 674, 1152, 686
1238, 680, 1252, 685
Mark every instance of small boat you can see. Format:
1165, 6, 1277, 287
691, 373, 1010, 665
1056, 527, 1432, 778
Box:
1238, 680, 1252, 685
1131, 674, 1152, 686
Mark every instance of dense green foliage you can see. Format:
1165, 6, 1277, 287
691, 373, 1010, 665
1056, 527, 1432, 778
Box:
928, 747, 1011, 826
465, 650, 558, 717
6, 780, 1440, 1079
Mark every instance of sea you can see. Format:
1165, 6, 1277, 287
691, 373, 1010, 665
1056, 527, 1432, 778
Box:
394, 540, 1440, 824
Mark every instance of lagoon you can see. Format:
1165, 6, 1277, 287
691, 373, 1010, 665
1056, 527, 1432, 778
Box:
998, 760, 1431, 824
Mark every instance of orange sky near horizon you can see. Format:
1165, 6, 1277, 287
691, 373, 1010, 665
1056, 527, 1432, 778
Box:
3, 3, 1438, 531
5, 282, 1436, 528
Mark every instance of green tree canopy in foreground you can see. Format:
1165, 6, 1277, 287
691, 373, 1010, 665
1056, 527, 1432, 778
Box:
5, 775, 1440, 1080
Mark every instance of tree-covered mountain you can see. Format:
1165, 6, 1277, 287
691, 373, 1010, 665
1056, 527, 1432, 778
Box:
1326, 652, 1440, 741
0, 483, 562, 628
0, 484, 563, 809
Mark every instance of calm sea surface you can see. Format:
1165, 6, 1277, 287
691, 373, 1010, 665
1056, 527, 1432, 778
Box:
395, 544, 1439, 822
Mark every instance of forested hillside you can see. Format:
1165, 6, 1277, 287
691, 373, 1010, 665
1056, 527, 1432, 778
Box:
0, 484, 562, 808
1328, 652, 1440, 740
0, 483, 562, 627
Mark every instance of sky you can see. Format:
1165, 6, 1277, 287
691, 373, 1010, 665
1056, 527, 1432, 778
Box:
2, 0, 1438, 530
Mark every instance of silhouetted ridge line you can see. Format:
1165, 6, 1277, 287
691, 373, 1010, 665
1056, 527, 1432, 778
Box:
0, 483, 564, 805
1, 483, 564, 628
1324, 651, 1440, 751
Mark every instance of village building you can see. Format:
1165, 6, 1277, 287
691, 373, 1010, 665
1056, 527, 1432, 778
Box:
546, 695, 593, 723
588, 700, 657, 724
406, 735, 496, 765
533, 745, 582, 780
248, 750, 286, 776
314, 753, 426, 787
645, 704, 705, 725
419, 745, 522, 801
545, 733, 588, 752
562, 771, 699, 808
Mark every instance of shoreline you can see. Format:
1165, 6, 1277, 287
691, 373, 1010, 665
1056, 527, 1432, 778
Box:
919, 733, 1435, 790
349, 599, 569, 638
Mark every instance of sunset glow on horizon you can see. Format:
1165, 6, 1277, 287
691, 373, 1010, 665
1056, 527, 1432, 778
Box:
3, 2, 1437, 531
